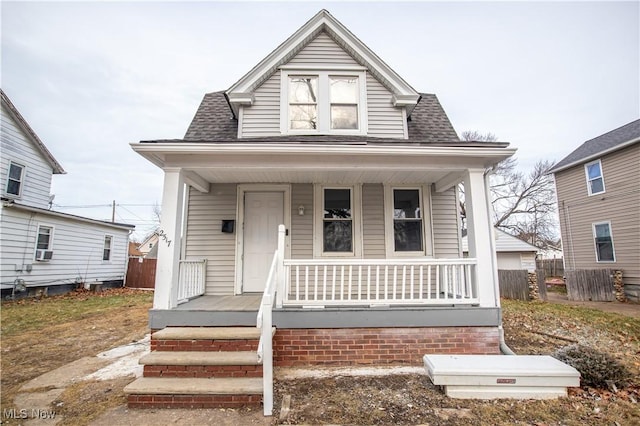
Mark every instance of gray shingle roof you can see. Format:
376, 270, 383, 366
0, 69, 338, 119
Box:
182, 91, 461, 143
550, 119, 640, 173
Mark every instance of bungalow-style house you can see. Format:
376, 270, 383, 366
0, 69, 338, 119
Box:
128, 10, 516, 412
0, 89, 134, 298
462, 228, 538, 272
550, 119, 640, 302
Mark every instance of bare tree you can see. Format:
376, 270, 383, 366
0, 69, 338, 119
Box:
458, 131, 558, 247
461, 130, 498, 142
489, 159, 558, 247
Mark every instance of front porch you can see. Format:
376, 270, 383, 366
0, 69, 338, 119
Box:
149, 294, 501, 330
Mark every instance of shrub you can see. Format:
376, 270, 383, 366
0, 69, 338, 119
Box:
552, 344, 630, 389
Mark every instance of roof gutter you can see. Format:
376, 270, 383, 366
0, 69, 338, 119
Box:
2, 201, 135, 230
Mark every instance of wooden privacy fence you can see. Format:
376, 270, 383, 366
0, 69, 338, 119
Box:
565, 269, 615, 301
536, 259, 564, 277
498, 270, 529, 300
126, 257, 157, 289
498, 269, 547, 301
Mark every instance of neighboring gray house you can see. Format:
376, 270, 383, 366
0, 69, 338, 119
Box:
462, 228, 538, 272
550, 119, 640, 301
0, 89, 134, 297
127, 10, 516, 411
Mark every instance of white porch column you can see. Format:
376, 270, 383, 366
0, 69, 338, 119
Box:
154, 167, 185, 310
464, 168, 499, 307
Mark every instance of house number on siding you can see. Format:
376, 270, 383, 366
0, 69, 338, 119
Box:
157, 230, 172, 247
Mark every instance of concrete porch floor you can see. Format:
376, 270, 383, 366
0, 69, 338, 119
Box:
177, 295, 262, 311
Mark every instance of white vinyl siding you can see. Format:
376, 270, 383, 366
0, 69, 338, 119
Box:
239, 31, 406, 139
431, 187, 462, 258
1, 103, 55, 209
366, 74, 405, 139
240, 71, 281, 138
287, 32, 358, 66
555, 143, 640, 292
0, 207, 129, 288
291, 183, 313, 259
362, 184, 386, 258
184, 184, 237, 295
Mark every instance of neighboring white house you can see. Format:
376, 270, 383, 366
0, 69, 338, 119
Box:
462, 228, 539, 271
0, 89, 134, 298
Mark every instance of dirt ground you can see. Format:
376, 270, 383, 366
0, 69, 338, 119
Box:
2, 290, 639, 425
269, 299, 640, 425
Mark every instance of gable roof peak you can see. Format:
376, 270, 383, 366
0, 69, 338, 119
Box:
0, 89, 65, 174
226, 9, 420, 117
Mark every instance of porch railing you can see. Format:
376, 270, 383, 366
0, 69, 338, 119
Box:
282, 258, 478, 306
256, 225, 286, 417
177, 259, 207, 303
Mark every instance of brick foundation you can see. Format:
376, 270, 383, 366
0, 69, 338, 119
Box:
127, 394, 262, 409
143, 365, 263, 378
273, 326, 500, 366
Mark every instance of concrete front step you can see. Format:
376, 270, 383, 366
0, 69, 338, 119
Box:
424, 355, 580, 399
153, 327, 271, 340
125, 377, 263, 409
124, 377, 263, 395
140, 351, 260, 366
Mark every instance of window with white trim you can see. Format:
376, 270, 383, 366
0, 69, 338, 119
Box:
384, 185, 433, 257
314, 185, 362, 257
34, 225, 53, 260
103, 235, 113, 261
392, 189, 423, 252
282, 70, 366, 135
593, 222, 615, 262
323, 188, 353, 252
5, 161, 25, 197
585, 159, 605, 195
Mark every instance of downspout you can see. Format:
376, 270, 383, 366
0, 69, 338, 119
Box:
483, 167, 515, 355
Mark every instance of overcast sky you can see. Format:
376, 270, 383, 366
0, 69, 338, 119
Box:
2, 1, 638, 240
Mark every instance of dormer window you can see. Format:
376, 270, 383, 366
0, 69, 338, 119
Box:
281, 69, 367, 135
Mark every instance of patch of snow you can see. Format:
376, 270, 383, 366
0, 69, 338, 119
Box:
84, 335, 150, 381
96, 334, 150, 359
276, 365, 426, 380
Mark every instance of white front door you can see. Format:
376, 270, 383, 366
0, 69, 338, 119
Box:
242, 192, 284, 292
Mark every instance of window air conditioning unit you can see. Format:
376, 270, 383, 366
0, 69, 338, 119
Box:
35, 249, 54, 261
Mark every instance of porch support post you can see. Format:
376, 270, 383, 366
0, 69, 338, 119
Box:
154, 167, 185, 310
464, 168, 499, 307
275, 224, 286, 308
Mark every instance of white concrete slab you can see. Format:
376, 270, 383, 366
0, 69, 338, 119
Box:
423, 354, 580, 399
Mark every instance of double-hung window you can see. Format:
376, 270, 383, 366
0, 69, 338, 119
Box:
289, 76, 318, 130
34, 225, 53, 261
593, 222, 615, 262
282, 69, 367, 134
5, 161, 25, 197
392, 189, 423, 252
585, 159, 605, 195
314, 185, 362, 257
103, 235, 113, 261
384, 186, 433, 256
